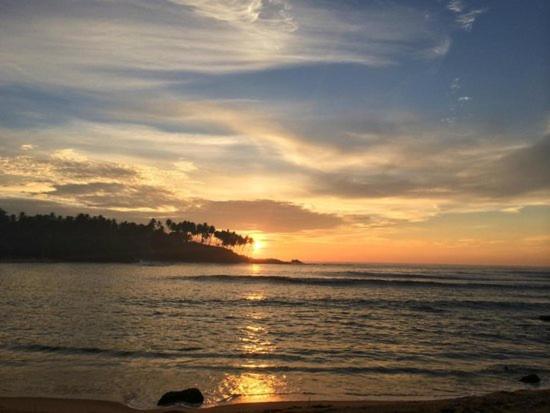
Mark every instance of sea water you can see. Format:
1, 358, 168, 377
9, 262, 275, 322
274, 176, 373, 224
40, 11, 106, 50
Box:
0, 262, 549, 407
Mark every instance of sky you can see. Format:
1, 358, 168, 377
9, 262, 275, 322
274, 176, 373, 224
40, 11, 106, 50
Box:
0, 0, 549, 265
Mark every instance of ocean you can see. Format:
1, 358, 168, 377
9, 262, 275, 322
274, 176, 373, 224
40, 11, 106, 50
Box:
0, 262, 549, 407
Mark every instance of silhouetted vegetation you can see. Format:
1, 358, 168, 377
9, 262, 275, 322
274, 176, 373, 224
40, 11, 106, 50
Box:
0, 209, 255, 263
164, 219, 253, 249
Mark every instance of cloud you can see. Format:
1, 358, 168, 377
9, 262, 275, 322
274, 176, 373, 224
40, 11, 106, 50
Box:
94, 98, 451, 174
171, 0, 296, 29
0, 146, 204, 213
446, 1, 487, 32
469, 134, 550, 197
2, 132, 549, 231
43, 182, 179, 210
0, 0, 452, 90
0, 172, 32, 187
447, 0, 464, 13
5, 100, 549, 217
180, 199, 343, 232
99, 98, 362, 169
309, 134, 550, 202
456, 8, 487, 31
311, 172, 428, 199
0, 145, 343, 231
0, 151, 138, 184
423, 38, 452, 58
450, 77, 461, 92
3, 86, 548, 228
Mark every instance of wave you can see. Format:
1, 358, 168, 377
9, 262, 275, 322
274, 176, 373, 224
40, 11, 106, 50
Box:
6, 343, 430, 364
125, 295, 550, 313
6, 344, 550, 380
195, 365, 483, 377
175, 274, 550, 290
331, 271, 479, 281
329, 269, 550, 282
0, 344, 482, 376
3, 343, 188, 359
3, 344, 310, 363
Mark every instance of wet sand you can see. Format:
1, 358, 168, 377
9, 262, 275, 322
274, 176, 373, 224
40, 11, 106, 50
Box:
1, 389, 549, 413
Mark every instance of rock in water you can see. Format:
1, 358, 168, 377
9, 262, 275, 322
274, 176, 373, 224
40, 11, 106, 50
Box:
539, 315, 550, 322
519, 374, 541, 384
157, 388, 204, 406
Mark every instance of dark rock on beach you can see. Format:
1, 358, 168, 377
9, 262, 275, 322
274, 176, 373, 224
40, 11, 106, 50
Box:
539, 315, 550, 322
520, 374, 541, 384
157, 388, 204, 406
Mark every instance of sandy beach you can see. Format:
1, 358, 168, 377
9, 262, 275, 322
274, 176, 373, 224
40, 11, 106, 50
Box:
1, 389, 549, 413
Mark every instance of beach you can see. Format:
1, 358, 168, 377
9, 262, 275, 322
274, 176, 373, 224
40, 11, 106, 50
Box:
1, 389, 550, 413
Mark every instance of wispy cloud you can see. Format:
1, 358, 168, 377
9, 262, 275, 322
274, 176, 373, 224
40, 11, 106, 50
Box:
2, 111, 550, 224
0, 0, 451, 90
447, 1, 487, 31
456, 8, 488, 31
447, 0, 464, 13
309, 134, 550, 205
450, 77, 461, 93
182, 199, 343, 232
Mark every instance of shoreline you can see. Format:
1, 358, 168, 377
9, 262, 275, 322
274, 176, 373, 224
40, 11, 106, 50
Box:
3, 259, 549, 268
1, 389, 549, 413
0, 257, 303, 265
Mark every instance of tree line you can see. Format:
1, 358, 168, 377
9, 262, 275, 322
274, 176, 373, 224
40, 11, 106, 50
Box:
0, 209, 254, 262
164, 219, 253, 248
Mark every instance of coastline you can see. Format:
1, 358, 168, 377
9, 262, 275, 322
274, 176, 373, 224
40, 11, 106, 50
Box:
0, 257, 302, 265
1, 389, 549, 413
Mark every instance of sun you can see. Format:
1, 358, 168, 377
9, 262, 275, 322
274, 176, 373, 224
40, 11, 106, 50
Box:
252, 240, 264, 254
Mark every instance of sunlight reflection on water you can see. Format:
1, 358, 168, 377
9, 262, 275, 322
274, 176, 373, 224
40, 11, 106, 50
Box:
244, 292, 265, 301
218, 372, 287, 403
218, 288, 287, 403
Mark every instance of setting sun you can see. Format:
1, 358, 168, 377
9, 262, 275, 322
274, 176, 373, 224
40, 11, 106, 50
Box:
252, 240, 264, 254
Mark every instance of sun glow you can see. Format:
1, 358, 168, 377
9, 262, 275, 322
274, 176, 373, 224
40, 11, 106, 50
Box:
252, 240, 264, 254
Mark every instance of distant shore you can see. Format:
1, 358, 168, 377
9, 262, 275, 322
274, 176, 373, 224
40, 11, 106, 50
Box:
0, 256, 303, 265
0, 210, 304, 265
1, 389, 549, 413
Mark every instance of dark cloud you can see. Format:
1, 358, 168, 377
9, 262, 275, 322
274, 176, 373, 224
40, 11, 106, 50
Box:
469, 134, 550, 197
0, 173, 34, 186
311, 135, 550, 200
312, 172, 425, 199
282, 114, 423, 153
180, 200, 343, 232
0, 152, 138, 183
52, 159, 138, 181
44, 182, 179, 209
